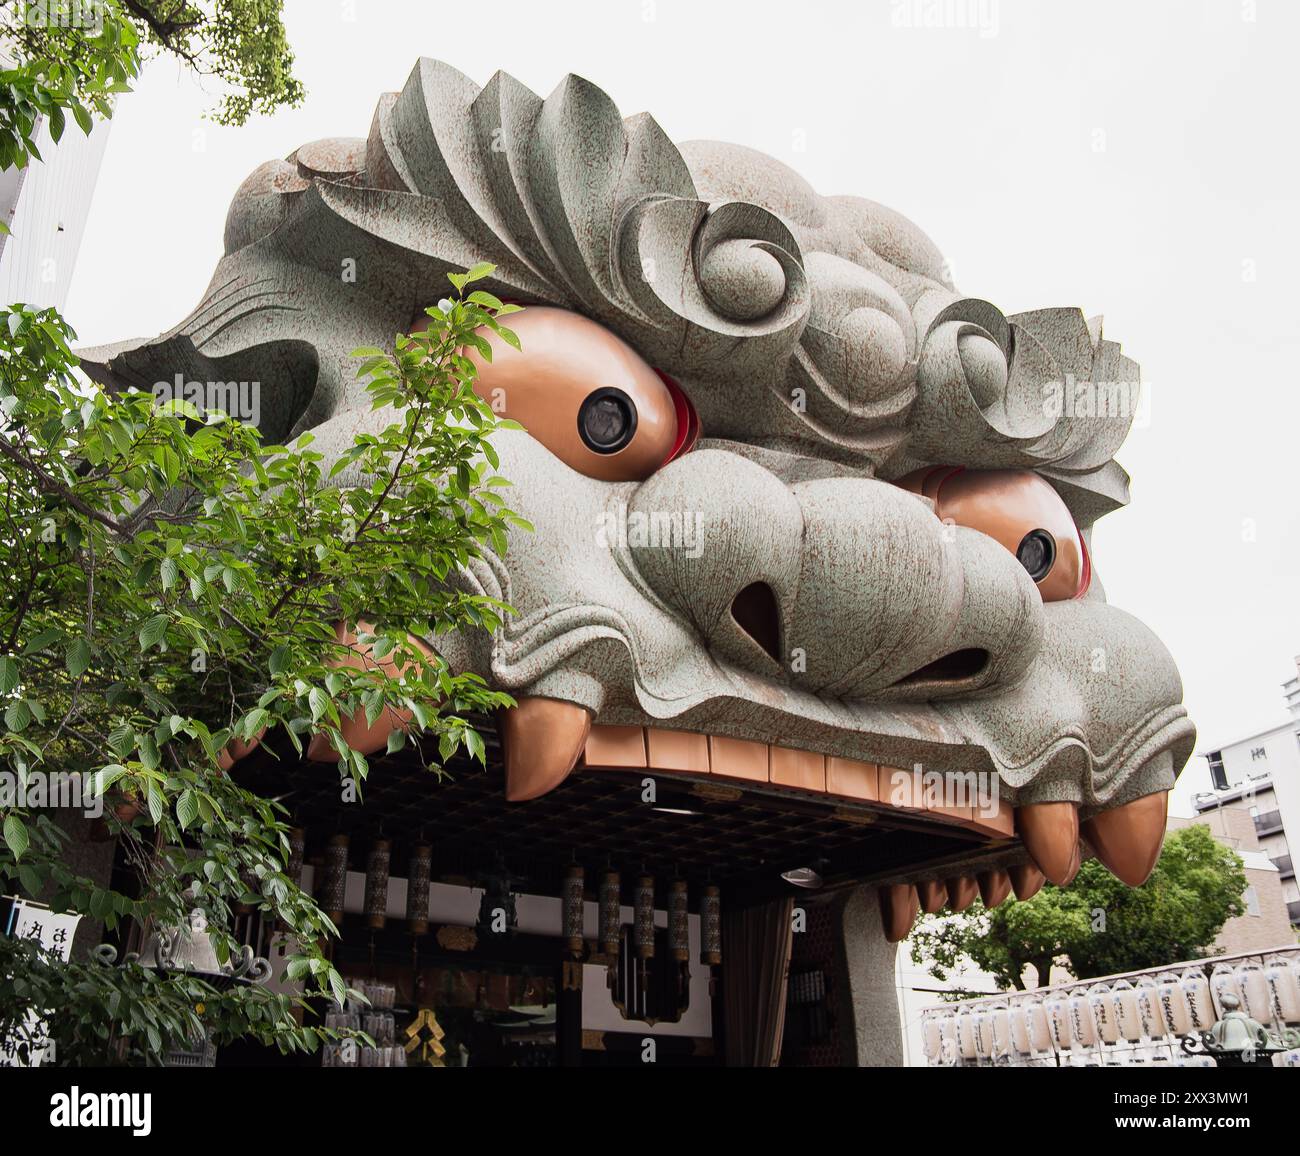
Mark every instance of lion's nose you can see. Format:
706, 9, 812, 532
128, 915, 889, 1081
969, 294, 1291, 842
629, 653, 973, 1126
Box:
627, 448, 1043, 697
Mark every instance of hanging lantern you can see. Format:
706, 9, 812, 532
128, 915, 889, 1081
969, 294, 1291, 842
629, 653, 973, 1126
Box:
321, 834, 350, 926
406, 843, 432, 936
364, 838, 391, 930
634, 874, 655, 960
599, 870, 621, 957
668, 879, 689, 963
700, 884, 721, 966
562, 864, 585, 957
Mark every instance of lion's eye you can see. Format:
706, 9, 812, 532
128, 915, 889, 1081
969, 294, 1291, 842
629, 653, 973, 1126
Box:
1015, 529, 1056, 583
414, 305, 693, 481
578, 387, 637, 453
895, 467, 1089, 601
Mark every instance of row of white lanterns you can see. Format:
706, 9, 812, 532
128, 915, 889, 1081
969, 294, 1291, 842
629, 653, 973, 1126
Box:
922, 954, 1300, 1066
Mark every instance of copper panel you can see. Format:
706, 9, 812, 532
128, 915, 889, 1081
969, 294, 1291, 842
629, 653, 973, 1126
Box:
646, 728, 710, 773
707, 735, 769, 782
582, 725, 648, 768
825, 756, 879, 801
926, 796, 975, 827
770, 745, 827, 792
878, 766, 922, 810
971, 802, 1015, 838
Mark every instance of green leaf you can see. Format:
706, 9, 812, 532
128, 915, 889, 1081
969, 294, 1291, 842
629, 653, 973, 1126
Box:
146, 782, 165, 826
0, 655, 18, 695
21, 628, 60, 655
139, 614, 168, 650
5, 699, 32, 732
308, 687, 329, 724
3, 814, 29, 861
86, 764, 128, 796
176, 789, 198, 831
65, 637, 91, 678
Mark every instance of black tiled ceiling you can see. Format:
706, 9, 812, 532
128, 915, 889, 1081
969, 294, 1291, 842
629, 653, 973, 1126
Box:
233, 721, 985, 901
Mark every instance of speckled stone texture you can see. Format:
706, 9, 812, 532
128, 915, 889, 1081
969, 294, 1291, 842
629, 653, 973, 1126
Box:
835, 887, 904, 1067
80, 58, 1192, 819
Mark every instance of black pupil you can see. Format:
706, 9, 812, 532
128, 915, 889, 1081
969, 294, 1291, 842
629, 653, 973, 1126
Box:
579, 389, 635, 452
1016, 529, 1056, 582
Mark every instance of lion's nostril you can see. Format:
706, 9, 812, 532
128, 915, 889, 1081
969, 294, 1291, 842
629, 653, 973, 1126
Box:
894, 648, 989, 686
730, 583, 782, 665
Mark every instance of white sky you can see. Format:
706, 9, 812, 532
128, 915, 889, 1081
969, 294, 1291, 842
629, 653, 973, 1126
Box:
65, 0, 1300, 816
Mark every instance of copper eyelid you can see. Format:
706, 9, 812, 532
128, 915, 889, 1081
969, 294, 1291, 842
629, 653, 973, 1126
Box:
416, 306, 680, 482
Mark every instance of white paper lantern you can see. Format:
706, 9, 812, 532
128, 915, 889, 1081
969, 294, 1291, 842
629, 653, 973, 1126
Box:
922, 1013, 944, 1062
1045, 994, 1072, 1051
1023, 997, 1051, 1052
1069, 992, 1098, 1048
1208, 963, 1241, 1023
1089, 983, 1120, 1044
1182, 967, 1216, 1031
990, 1004, 1012, 1058
1235, 961, 1270, 1023
1265, 955, 1300, 1024
972, 1007, 997, 1059
956, 1008, 978, 1060
1111, 980, 1143, 1042
1136, 977, 1167, 1039
1156, 973, 1191, 1035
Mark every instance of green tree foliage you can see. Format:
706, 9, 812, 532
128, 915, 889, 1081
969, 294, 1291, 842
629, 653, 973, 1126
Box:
909, 825, 1249, 994
0, 271, 529, 1064
0, 0, 304, 170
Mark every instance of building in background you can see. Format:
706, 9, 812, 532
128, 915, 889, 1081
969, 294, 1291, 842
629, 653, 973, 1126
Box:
0, 113, 111, 311
1167, 806, 1293, 951
1193, 660, 1300, 930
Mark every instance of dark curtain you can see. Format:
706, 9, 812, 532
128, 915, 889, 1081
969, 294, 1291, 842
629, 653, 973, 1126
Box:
722, 896, 794, 1067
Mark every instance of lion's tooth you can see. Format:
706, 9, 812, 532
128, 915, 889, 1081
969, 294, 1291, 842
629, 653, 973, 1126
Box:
1008, 863, 1046, 900
499, 697, 593, 801
306, 622, 433, 762
879, 883, 920, 942
978, 869, 1012, 909
945, 875, 979, 912
1081, 791, 1168, 886
1017, 801, 1080, 885
917, 879, 948, 914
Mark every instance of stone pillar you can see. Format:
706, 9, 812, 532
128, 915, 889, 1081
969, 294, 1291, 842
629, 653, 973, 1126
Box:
831, 885, 903, 1066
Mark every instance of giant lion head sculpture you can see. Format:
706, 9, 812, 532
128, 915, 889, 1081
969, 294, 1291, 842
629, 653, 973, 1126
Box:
81, 59, 1193, 911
